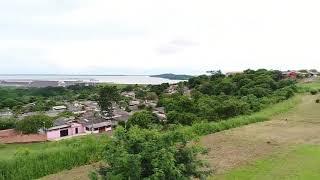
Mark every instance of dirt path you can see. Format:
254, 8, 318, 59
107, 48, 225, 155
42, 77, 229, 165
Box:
40, 163, 102, 180
201, 95, 320, 174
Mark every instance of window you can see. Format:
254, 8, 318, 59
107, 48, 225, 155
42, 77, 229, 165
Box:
60, 129, 68, 137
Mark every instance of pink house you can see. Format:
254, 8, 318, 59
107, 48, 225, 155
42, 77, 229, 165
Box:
46, 122, 85, 140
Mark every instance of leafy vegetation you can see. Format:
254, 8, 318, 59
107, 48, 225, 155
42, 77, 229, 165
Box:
15, 114, 53, 134
0, 135, 109, 180
0, 118, 15, 130
0, 85, 98, 114
158, 69, 296, 125
97, 86, 120, 119
0, 69, 304, 179
126, 110, 159, 129
310, 90, 318, 95
95, 127, 210, 179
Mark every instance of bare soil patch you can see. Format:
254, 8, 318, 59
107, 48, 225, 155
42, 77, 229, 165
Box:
201, 95, 320, 173
40, 163, 103, 180
0, 129, 46, 144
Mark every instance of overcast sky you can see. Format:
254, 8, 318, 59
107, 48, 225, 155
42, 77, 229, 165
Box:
1, 0, 320, 75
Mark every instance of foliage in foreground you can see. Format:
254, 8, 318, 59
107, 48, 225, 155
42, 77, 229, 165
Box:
96, 127, 210, 180
0, 136, 108, 180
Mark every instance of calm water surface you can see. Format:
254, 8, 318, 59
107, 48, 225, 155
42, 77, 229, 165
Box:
0, 75, 182, 85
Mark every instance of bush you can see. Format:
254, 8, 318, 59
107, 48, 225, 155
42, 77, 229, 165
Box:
0, 143, 6, 149
97, 127, 211, 179
15, 114, 53, 134
126, 110, 159, 129
310, 90, 318, 95
0, 118, 16, 130
166, 111, 200, 125
316, 99, 320, 103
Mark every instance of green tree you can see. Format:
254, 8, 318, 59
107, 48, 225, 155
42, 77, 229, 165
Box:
127, 110, 159, 129
166, 111, 200, 125
97, 86, 120, 119
15, 114, 53, 134
97, 127, 211, 179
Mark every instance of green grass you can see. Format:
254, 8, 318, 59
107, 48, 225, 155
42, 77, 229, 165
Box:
297, 78, 320, 92
0, 142, 53, 160
214, 145, 320, 180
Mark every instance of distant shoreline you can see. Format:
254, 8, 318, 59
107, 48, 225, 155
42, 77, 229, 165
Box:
0, 74, 148, 77
0, 74, 184, 86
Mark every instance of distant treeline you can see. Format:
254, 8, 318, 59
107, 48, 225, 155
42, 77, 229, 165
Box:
151, 69, 297, 125
0, 85, 98, 113
150, 73, 193, 80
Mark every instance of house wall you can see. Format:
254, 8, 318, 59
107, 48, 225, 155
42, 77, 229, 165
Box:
47, 129, 62, 140
84, 126, 112, 134
47, 123, 85, 140
70, 123, 85, 135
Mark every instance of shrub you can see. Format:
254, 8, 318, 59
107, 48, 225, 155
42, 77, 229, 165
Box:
316, 99, 320, 103
97, 127, 211, 179
126, 110, 159, 129
15, 114, 53, 134
310, 90, 318, 95
0, 143, 6, 149
0, 118, 16, 130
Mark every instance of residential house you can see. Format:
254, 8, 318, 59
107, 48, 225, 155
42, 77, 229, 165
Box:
121, 91, 136, 99
166, 85, 178, 94
0, 108, 13, 118
282, 71, 297, 79
78, 111, 112, 134
80, 118, 112, 133
46, 117, 85, 140
129, 100, 140, 111
225, 71, 243, 77
153, 107, 166, 120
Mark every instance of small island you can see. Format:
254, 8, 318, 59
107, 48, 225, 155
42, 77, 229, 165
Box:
150, 73, 193, 80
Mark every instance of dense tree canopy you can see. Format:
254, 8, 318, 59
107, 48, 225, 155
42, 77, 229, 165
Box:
97, 127, 210, 179
158, 69, 297, 125
0, 85, 99, 113
126, 110, 159, 129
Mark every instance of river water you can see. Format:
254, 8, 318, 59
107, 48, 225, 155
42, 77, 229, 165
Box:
0, 75, 182, 85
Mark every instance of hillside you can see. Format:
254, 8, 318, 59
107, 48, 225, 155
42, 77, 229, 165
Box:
150, 73, 193, 80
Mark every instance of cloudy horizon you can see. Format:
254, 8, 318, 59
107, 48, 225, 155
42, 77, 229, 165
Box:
1, 0, 320, 75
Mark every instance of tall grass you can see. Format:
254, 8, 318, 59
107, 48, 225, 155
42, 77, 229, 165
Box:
0, 135, 109, 180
